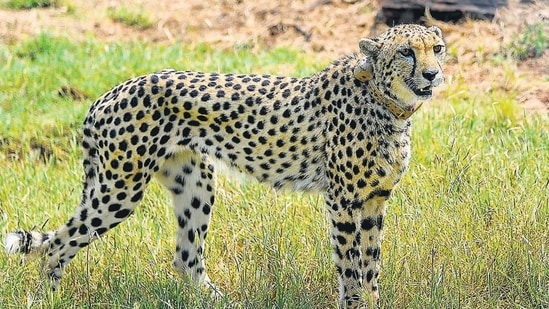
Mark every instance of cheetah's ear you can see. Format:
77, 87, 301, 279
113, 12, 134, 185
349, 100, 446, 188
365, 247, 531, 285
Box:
428, 26, 443, 38
359, 38, 381, 58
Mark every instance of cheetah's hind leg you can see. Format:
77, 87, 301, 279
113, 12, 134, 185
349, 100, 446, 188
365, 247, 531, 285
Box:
4, 131, 154, 289
156, 151, 223, 298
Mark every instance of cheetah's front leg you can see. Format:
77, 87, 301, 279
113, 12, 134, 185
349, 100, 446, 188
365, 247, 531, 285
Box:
326, 191, 373, 308
326, 188, 387, 308
358, 196, 388, 303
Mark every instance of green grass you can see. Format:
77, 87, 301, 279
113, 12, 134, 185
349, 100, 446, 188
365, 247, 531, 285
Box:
1, 0, 59, 9
0, 34, 548, 308
107, 6, 155, 30
507, 22, 549, 60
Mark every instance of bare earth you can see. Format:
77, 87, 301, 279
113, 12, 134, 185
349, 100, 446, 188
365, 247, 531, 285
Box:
0, 0, 547, 112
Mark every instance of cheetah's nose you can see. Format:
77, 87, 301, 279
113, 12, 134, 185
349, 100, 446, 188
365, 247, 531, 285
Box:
422, 69, 439, 82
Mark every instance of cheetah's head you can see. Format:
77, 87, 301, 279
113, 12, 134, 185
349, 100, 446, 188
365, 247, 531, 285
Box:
359, 24, 446, 114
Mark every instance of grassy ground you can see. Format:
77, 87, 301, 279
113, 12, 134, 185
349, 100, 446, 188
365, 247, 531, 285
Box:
0, 33, 548, 309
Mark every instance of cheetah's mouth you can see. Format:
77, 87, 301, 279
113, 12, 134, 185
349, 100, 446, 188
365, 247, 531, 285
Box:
413, 86, 432, 97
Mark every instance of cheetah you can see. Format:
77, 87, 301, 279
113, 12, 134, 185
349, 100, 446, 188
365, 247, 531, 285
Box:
4, 24, 445, 308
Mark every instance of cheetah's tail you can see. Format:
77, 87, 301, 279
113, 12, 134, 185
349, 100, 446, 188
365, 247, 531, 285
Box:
4, 230, 54, 255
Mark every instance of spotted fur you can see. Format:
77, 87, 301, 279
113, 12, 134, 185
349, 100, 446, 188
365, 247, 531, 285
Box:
4, 24, 445, 308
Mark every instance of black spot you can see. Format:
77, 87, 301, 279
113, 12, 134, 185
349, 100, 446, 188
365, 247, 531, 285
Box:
68, 227, 78, 237
171, 187, 183, 195
189, 89, 199, 98
366, 246, 380, 259
78, 224, 88, 235
160, 135, 170, 145
376, 215, 384, 230
116, 192, 127, 201
191, 197, 201, 208
91, 218, 102, 227
200, 93, 210, 102
187, 257, 198, 268
114, 180, 125, 189
109, 221, 121, 229
136, 145, 146, 156
188, 230, 195, 243
177, 216, 187, 228
376, 168, 386, 177
133, 173, 143, 182
123, 162, 133, 172
335, 221, 356, 234
123, 112, 132, 122
131, 191, 143, 203
368, 189, 391, 200
216, 90, 225, 98
184, 209, 192, 219
115, 209, 131, 219
203, 204, 211, 215
108, 203, 122, 212
282, 89, 291, 98
80, 209, 88, 221
361, 217, 375, 231
366, 269, 374, 282
91, 198, 100, 209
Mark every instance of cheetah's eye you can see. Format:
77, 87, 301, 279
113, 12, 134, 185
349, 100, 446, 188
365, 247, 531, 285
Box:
433, 45, 443, 53
399, 48, 413, 57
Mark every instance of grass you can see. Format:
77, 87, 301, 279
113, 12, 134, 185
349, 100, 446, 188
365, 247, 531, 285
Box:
1, 0, 59, 9
107, 6, 155, 30
0, 33, 548, 308
508, 22, 548, 60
